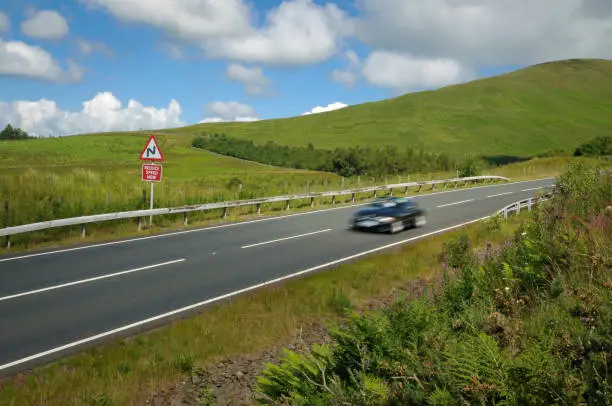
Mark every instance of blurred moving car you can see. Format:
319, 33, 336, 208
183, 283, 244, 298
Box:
350, 197, 427, 234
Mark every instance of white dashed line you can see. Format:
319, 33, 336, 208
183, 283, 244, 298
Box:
487, 192, 514, 198
241, 229, 332, 249
437, 199, 474, 208
0, 259, 186, 303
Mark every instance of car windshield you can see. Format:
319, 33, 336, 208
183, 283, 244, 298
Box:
369, 200, 396, 208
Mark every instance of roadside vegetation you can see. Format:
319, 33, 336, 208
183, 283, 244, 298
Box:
254, 161, 612, 405
179, 59, 612, 158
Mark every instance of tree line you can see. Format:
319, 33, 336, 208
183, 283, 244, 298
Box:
192, 133, 484, 177
0, 124, 33, 140
574, 135, 612, 157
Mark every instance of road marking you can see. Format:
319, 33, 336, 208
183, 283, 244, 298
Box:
0, 259, 185, 303
0, 177, 555, 263
437, 199, 474, 208
487, 192, 514, 198
0, 215, 491, 372
241, 229, 332, 249
522, 187, 543, 192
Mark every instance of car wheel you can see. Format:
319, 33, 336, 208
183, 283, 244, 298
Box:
390, 220, 403, 234
414, 215, 426, 228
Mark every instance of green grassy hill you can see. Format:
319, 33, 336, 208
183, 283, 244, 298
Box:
174, 58, 612, 159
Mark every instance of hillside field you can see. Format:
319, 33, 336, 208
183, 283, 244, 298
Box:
172, 58, 612, 159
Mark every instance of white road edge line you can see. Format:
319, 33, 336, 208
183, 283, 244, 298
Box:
0, 259, 185, 303
241, 229, 332, 249
0, 215, 490, 372
487, 192, 514, 198
0, 177, 555, 263
437, 199, 474, 208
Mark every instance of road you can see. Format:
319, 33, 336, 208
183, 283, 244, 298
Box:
0, 177, 555, 376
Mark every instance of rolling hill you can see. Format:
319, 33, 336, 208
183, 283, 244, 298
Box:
172, 58, 612, 159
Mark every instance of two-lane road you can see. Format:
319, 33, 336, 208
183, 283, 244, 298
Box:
0, 178, 555, 375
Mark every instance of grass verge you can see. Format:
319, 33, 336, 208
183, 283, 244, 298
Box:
0, 209, 529, 406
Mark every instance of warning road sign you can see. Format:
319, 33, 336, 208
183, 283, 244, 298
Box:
142, 164, 163, 182
139, 135, 164, 161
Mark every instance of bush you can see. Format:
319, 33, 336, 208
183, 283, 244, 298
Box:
255, 163, 612, 405
193, 133, 465, 177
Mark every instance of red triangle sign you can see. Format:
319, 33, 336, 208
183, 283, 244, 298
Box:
139, 135, 164, 161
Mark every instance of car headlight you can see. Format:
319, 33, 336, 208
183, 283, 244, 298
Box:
375, 216, 396, 223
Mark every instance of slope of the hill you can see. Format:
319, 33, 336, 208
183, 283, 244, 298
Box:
174, 58, 612, 159
0, 132, 314, 178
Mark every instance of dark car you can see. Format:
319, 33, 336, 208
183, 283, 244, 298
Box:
350, 197, 427, 234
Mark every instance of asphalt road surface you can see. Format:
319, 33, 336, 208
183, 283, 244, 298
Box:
0, 177, 555, 375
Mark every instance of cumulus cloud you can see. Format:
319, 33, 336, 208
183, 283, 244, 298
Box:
0, 10, 9, 33
205, 0, 352, 66
331, 49, 360, 87
226, 63, 270, 95
21, 9, 69, 40
200, 101, 259, 123
302, 102, 347, 115
76, 39, 115, 58
82, 0, 351, 66
0, 92, 184, 137
361, 51, 474, 92
0, 38, 84, 82
354, 0, 612, 66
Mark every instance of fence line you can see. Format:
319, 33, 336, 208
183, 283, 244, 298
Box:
0, 175, 509, 247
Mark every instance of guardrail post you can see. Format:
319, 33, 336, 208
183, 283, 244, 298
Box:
222, 207, 227, 219
81, 224, 86, 239
373, 190, 377, 198
3, 200, 9, 249
431, 183, 436, 190
286, 200, 290, 210
257, 203, 262, 215
310, 197, 315, 208
351, 193, 355, 203
138, 217, 142, 231
184, 212, 189, 225
389, 188, 393, 196
443, 182, 447, 189
528, 199, 532, 212
417, 184, 422, 192
332, 195, 336, 205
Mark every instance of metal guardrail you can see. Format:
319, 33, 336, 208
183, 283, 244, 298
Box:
0, 175, 509, 246
497, 191, 554, 218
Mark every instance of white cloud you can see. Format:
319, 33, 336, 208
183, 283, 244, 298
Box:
21, 9, 69, 40
226, 63, 270, 95
201, 101, 259, 123
0, 38, 84, 83
0, 10, 9, 33
354, 0, 612, 67
302, 102, 347, 115
76, 39, 114, 58
0, 92, 184, 137
82, 0, 352, 66
205, 0, 352, 66
331, 49, 360, 87
361, 51, 474, 92
82, 0, 253, 42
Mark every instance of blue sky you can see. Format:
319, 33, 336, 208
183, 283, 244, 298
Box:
0, 0, 609, 136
